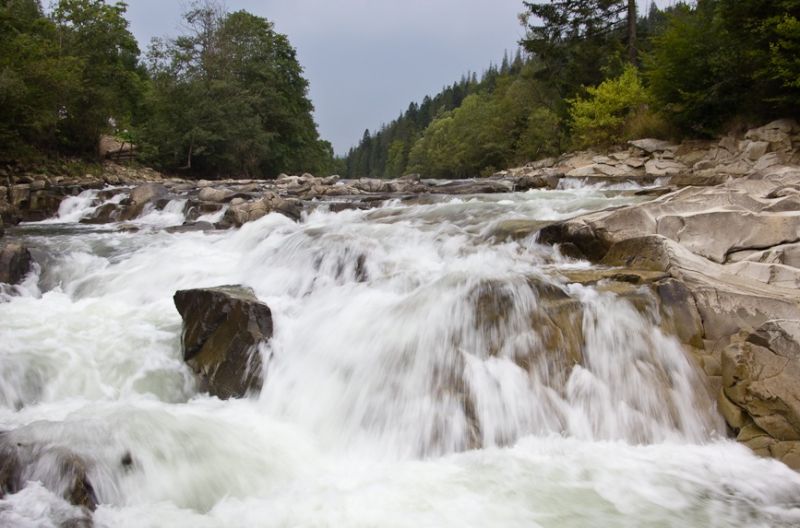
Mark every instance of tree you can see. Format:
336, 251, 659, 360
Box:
568, 65, 654, 148
51, 0, 143, 153
142, 2, 332, 178
520, 0, 633, 99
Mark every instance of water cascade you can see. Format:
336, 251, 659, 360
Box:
2, 187, 800, 527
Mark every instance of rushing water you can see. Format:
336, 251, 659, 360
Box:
2, 185, 800, 527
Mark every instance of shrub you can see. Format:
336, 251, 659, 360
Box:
568, 65, 651, 149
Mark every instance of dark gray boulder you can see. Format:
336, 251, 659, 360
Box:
0, 242, 32, 284
173, 285, 272, 399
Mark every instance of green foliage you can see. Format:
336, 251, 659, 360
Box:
52, 0, 144, 152
568, 65, 651, 148
770, 15, 800, 89
406, 64, 564, 179
0, 0, 142, 161
646, 0, 800, 135
344, 52, 566, 180
141, 5, 332, 178
520, 0, 632, 100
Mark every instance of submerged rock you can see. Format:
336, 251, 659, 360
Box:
0, 432, 97, 512
173, 285, 273, 399
0, 242, 33, 285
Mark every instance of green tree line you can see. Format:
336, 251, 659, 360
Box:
345, 0, 800, 179
0, 0, 335, 178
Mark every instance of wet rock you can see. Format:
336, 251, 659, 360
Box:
80, 202, 121, 224
221, 192, 301, 227
0, 432, 97, 511
120, 183, 168, 221
435, 180, 514, 195
173, 285, 272, 399
483, 219, 554, 242
655, 278, 705, 349
165, 221, 216, 233
0, 242, 33, 284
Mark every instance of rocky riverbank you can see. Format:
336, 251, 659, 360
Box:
536, 119, 800, 468
3, 119, 800, 470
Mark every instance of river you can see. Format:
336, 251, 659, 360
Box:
2, 184, 800, 527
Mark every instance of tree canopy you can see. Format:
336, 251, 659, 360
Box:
141, 5, 333, 178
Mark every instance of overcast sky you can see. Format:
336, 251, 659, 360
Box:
125, 0, 670, 155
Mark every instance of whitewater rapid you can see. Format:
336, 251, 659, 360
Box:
2, 186, 800, 527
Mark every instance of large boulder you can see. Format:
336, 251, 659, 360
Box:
221, 192, 301, 227
120, 183, 168, 220
173, 285, 272, 399
722, 320, 800, 469
0, 242, 33, 284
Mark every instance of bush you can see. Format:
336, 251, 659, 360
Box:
568, 65, 651, 149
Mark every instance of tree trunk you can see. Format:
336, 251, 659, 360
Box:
627, 0, 638, 64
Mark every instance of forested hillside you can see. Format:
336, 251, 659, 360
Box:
0, 0, 336, 178
345, 0, 800, 179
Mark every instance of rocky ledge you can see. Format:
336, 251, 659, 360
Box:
535, 119, 800, 468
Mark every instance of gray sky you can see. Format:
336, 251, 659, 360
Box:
125, 1, 669, 155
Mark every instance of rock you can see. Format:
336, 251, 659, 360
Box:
0, 432, 97, 511
120, 183, 168, 221
722, 320, 800, 467
482, 219, 554, 242
629, 138, 677, 154
222, 192, 301, 227
565, 163, 641, 179
0, 242, 32, 284
399, 173, 421, 182
745, 119, 798, 152
670, 172, 729, 187
81, 202, 122, 224
645, 159, 687, 178
128, 182, 167, 206
198, 187, 230, 202
754, 152, 788, 172
165, 221, 216, 233
743, 141, 770, 161
173, 285, 272, 399
435, 179, 514, 195
656, 210, 800, 263
654, 278, 705, 349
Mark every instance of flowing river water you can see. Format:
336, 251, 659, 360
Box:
2, 184, 800, 527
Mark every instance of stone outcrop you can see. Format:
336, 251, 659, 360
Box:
173, 286, 273, 399
721, 320, 800, 469
535, 120, 800, 467
0, 242, 33, 285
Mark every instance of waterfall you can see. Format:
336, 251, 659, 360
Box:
2, 188, 799, 527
